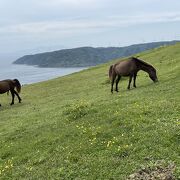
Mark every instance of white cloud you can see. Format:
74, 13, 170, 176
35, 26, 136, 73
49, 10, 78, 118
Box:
0, 0, 180, 53
0, 12, 180, 35
29, 0, 100, 8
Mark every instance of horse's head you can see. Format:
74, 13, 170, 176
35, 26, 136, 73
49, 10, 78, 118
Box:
149, 67, 158, 82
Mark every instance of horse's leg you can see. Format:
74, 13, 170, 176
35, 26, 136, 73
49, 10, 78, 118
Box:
127, 75, 133, 90
133, 73, 137, 88
10, 89, 15, 105
115, 75, 121, 92
111, 74, 116, 93
13, 90, 22, 103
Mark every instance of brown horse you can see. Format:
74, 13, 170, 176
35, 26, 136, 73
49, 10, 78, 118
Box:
109, 57, 158, 93
0, 79, 22, 106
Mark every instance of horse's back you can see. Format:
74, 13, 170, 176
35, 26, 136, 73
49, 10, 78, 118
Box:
0, 81, 11, 94
114, 58, 137, 76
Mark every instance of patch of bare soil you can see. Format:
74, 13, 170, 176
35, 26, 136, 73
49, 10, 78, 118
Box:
127, 161, 176, 180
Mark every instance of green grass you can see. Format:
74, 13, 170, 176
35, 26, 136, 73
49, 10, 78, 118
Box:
0, 43, 180, 179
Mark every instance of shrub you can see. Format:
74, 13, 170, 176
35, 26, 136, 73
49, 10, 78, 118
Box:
63, 100, 91, 120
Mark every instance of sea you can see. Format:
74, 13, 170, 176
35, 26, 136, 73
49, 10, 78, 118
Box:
0, 60, 86, 85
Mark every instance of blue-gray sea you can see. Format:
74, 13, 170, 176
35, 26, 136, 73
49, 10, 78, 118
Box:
0, 60, 85, 85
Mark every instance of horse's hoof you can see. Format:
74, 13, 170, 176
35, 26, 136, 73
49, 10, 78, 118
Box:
0, 104, 1, 106
10, 103, 14, 105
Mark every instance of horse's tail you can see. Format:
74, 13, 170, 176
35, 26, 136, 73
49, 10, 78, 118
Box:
109, 65, 114, 81
13, 79, 21, 93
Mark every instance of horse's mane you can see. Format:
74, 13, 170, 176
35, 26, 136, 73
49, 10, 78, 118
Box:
132, 57, 155, 69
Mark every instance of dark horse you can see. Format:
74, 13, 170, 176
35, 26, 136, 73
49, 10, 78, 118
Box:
109, 57, 158, 93
0, 79, 22, 106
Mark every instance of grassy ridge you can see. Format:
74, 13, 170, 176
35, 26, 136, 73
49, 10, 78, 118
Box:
0, 43, 179, 179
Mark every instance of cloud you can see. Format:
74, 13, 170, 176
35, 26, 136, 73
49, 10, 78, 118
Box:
13, 0, 101, 9
109, 12, 180, 25
0, 12, 180, 35
44, 0, 97, 5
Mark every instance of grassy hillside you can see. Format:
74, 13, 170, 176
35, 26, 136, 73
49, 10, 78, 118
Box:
0, 43, 179, 179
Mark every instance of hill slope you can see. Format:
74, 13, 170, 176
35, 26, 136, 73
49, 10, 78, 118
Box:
13, 41, 178, 67
0, 43, 180, 179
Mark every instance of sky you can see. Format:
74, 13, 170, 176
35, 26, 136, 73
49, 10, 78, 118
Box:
0, 0, 180, 56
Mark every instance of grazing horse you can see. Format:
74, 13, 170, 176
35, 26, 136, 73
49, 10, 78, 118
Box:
0, 79, 22, 106
109, 57, 158, 93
